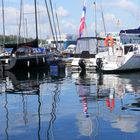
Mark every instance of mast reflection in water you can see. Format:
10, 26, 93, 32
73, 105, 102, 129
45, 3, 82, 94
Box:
1, 67, 140, 140
0, 68, 65, 140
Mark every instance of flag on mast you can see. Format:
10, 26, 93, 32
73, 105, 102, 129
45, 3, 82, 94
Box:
79, 0, 86, 37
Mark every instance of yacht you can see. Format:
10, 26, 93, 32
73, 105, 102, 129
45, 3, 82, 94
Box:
97, 43, 140, 73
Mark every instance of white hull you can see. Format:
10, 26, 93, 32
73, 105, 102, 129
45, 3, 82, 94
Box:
71, 37, 101, 72
101, 52, 140, 72
71, 51, 109, 72
62, 57, 73, 66
71, 58, 97, 72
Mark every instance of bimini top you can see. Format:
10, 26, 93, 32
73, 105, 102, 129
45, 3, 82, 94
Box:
120, 27, 140, 34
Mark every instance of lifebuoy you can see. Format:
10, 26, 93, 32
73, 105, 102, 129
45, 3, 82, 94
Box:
104, 36, 114, 47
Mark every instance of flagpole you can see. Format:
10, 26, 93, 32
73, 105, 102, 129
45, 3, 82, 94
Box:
79, 0, 86, 37
84, 0, 87, 37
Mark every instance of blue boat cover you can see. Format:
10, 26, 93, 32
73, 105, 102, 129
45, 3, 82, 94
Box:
120, 27, 140, 34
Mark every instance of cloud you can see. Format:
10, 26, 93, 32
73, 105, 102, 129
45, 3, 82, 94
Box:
56, 6, 69, 17
116, 0, 137, 11
0, 6, 19, 35
1, 7, 18, 25
90, 13, 121, 34
0, 3, 49, 38
60, 20, 77, 34
5, 0, 18, 2
104, 13, 116, 23
93, 0, 135, 33
104, 0, 138, 15
116, 0, 140, 21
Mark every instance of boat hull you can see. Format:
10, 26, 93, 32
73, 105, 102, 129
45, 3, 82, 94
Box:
2, 54, 49, 71
71, 58, 96, 72
100, 54, 140, 73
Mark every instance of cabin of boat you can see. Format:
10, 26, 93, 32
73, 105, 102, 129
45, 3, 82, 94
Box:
71, 37, 102, 72
71, 36, 114, 72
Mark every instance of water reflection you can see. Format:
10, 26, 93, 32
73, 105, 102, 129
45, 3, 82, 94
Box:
98, 73, 140, 133
37, 94, 41, 140
74, 71, 140, 137
74, 72, 99, 139
1, 67, 140, 139
4, 93, 9, 140
0, 68, 65, 140
47, 82, 61, 140
3, 70, 45, 95
0, 70, 42, 140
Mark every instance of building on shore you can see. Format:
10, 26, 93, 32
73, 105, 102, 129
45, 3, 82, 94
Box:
46, 34, 78, 51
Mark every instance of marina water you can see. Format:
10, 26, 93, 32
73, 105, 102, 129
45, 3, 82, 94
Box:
1, 66, 140, 140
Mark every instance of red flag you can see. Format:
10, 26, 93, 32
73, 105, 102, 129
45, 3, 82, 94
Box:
79, 1, 86, 37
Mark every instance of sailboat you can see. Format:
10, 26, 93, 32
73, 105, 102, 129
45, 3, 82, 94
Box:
97, 43, 140, 73
95, 25, 140, 73
0, 0, 49, 71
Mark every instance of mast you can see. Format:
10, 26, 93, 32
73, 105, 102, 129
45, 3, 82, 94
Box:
34, 0, 38, 47
93, 1, 98, 54
18, 0, 23, 44
54, 1, 63, 51
49, 0, 59, 50
2, 0, 5, 49
25, 18, 28, 39
101, 4, 106, 36
22, 4, 26, 43
94, 1, 97, 37
44, 0, 57, 48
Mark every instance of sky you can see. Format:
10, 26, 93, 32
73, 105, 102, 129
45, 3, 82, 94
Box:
0, 0, 140, 39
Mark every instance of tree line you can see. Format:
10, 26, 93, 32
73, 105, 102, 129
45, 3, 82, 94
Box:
0, 34, 46, 45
